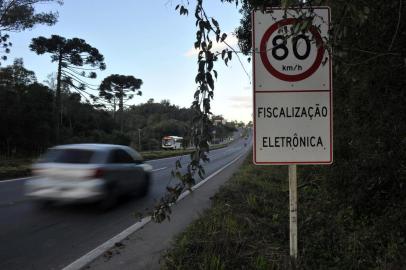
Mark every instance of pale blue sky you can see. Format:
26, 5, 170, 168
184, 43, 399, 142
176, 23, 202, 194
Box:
6, 1, 252, 122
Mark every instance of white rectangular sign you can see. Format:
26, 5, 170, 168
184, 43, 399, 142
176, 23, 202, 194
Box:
253, 7, 333, 164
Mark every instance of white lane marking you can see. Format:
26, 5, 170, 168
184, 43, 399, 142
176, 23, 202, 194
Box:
61, 151, 247, 270
177, 152, 245, 201
62, 216, 151, 270
146, 154, 189, 163
152, 167, 167, 172
0, 176, 32, 184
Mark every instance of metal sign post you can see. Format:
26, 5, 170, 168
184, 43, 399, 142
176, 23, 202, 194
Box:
289, 164, 298, 260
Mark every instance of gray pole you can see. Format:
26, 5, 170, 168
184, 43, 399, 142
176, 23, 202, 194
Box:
289, 164, 298, 262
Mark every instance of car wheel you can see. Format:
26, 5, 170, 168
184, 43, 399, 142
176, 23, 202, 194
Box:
98, 186, 118, 211
35, 199, 55, 209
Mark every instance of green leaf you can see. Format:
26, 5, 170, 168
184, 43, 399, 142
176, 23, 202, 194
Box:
204, 21, 211, 31
208, 40, 213, 50
195, 7, 201, 20
198, 61, 205, 73
179, 6, 189, 16
207, 61, 213, 72
201, 41, 207, 51
195, 72, 204, 83
194, 90, 200, 99
293, 22, 300, 34
221, 33, 227, 42
211, 18, 219, 28
206, 72, 214, 90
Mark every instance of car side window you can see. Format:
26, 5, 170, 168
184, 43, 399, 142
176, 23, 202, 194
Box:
126, 148, 143, 164
110, 149, 136, 164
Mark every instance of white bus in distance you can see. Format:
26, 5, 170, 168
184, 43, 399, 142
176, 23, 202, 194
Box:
162, 136, 183, 150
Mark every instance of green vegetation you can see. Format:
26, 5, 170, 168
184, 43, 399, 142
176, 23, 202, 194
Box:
162, 152, 406, 269
0, 1, 238, 165
0, 59, 236, 159
99, 74, 143, 132
30, 34, 106, 141
0, 0, 61, 64
0, 159, 33, 180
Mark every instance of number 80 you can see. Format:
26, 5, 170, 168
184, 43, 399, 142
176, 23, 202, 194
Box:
271, 34, 311, 61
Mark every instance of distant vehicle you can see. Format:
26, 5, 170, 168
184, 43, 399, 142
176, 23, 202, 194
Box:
162, 136, 183, 150
25, 144, 152, 209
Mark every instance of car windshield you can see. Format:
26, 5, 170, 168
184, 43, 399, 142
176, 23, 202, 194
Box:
40, 148, 96, 164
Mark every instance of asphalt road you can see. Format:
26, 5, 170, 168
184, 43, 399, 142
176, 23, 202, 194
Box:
0, 135, 251, 270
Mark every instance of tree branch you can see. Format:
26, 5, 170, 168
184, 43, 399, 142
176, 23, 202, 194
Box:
65, 66, 88, 77
62, 68, 99, 87
0, 0, 18, 26
61, 70, 99, 90
200, 5, 251, 83
337, 52, 400, 66
388, 0, 402, 51
66, 64, 99, 71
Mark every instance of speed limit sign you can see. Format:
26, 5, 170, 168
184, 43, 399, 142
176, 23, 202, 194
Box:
253, 8, 331, 91
253, 8, 332, 164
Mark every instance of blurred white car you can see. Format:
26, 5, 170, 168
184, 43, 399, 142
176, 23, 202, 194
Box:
25, 144, 152, 208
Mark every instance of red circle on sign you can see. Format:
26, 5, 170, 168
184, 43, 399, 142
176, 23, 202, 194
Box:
260, 18, 325, 82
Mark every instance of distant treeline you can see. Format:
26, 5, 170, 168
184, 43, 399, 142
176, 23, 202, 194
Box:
0, 59, 237, 158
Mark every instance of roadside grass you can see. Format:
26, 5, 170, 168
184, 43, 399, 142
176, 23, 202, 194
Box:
162, 152, 292, 269
0, 159, 33, 180
162, 152, 406, 269
0, 143, 230, 181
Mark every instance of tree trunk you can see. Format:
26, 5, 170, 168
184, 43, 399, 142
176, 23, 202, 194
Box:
55, 50, 63, 143
113, 96, 116, 122
119, 94, 124, 133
